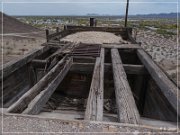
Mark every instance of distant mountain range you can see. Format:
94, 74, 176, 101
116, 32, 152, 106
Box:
86, 13, 179, 19
132, 13, 180, 19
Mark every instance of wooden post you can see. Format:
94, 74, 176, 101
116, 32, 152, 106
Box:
46, 29, 49, 42
85, 48, 105, 121
23, 58, 73, 115
111, 48, 140, 124
56, 27, 59, 33
90, 18, 95, 27
125, 0, 129, 27
137, 49, 180, 115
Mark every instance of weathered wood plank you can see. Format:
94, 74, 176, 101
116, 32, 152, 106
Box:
31, 59, 47, 68
101, 44, 140, 49
7, 56, 67, 113
123, 64, 146, 75
0, 64, 33, 108
137, 49, 180, 116
84, 59, 99, 120
71, 63, 147, 75
85, 48, 104, 121
111, 48, 140, 124
96, 48, 104, 121
48, 30, 70, 40
73, 56, 96, 63
23, 57, 73, 115
141, 117, 177, 128
65, 25, 130, 33
1, 46, 50, 79
143, 79, 178, 121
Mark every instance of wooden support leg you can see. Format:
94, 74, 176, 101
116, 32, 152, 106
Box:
23, 58, 73, 115
111, 48, 140, 124
133, 75, 144, 110
134, 75, 150, 114
85, 48, 105, 121
28, 63, 37, 86
7, 56, 69, 113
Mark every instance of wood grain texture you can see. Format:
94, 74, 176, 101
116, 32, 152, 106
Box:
71, 63, 146, 75
143, 79, 178, 121
111, 48, 140, 124
23, 57, 73, 115
7, 56, 67, 113
1, 65, 31, 108
137, 49, 180, 117
101, 44, 140, 49
85, 48, 104, 121
1, 46, 50, 79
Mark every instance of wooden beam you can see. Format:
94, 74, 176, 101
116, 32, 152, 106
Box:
71, 63, 147, 75
65, 25, 128, 32
85, 48, 104, 121
123, 64, 146, 75
141, 117, 177, 128
101, 44, 140, 49
97, 48, 104, 121
23, 57, 73, 115
7, 56, 67, 113
137, 49, 180, 116
31, 59, 47, 68
46, 29, 49, 42
1, 46, 50, 79
73, 56, 96, 63
111, 48, 140, 124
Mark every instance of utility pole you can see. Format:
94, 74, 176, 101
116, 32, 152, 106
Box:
125, 0, 129, 27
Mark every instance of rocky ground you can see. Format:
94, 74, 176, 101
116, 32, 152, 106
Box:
135, 29, 179, 86
0, 113, 177, 134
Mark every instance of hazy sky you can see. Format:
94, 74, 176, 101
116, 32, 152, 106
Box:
0, 0, 179, 15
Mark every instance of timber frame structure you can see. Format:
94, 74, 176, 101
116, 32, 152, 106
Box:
0, 24, 179, 133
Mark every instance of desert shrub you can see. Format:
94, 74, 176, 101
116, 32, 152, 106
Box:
156, 48, 160, 51
156, 29, 175, 36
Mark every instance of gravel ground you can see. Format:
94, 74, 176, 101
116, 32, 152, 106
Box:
0, 113, 178, 134
61, 31, 130, 44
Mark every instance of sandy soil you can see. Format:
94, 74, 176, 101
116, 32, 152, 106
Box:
61, 31, 130, 44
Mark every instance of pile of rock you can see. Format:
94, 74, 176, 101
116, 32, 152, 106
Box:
61, 31, 130, 44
